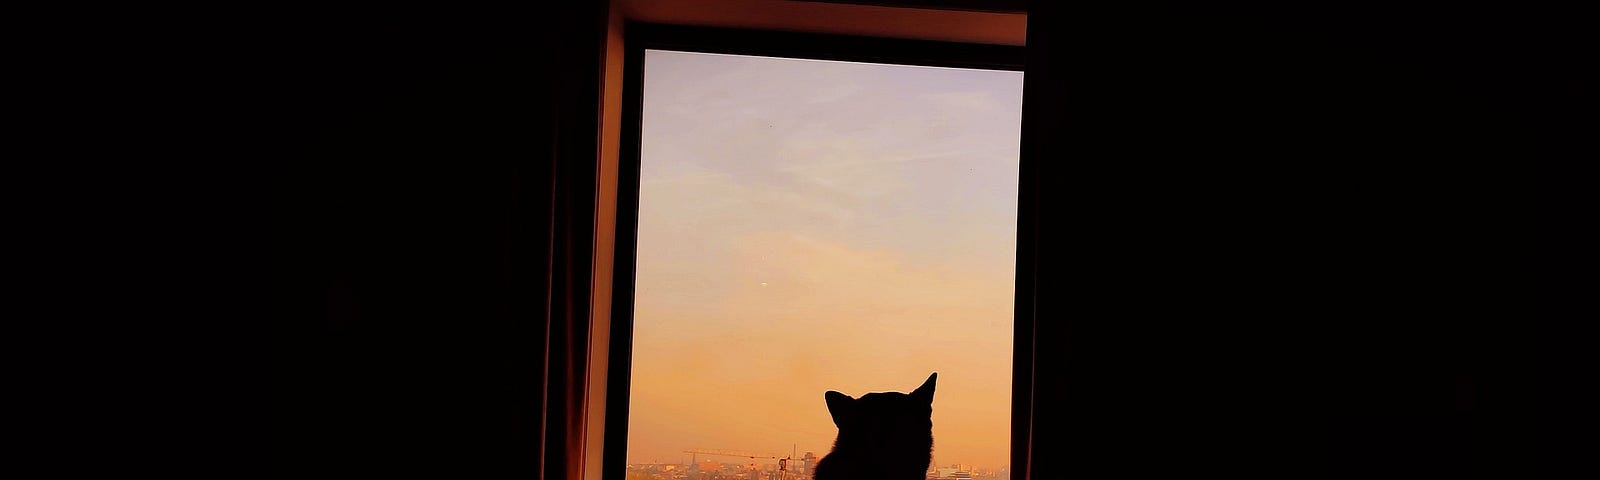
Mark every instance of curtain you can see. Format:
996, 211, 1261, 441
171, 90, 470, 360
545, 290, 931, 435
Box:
274, 3, 608, 479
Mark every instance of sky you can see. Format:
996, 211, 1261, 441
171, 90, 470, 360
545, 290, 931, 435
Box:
626, 50, 1023, 470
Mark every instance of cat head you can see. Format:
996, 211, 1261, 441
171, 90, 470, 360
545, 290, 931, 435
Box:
824, 373, 937, 446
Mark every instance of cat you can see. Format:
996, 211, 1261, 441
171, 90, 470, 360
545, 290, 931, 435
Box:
812, 373, 937, 480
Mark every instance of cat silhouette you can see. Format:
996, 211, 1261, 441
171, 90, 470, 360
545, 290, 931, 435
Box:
813, 373, 936, 480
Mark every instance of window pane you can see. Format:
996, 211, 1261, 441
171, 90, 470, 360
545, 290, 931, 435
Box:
628, 49, 1022, 480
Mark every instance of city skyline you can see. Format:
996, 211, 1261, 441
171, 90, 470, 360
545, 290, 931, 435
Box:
626, 50, 1023, 472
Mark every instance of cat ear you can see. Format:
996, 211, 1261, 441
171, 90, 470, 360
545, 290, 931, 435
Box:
825, 390, 855, 426
912, 372, 937, 404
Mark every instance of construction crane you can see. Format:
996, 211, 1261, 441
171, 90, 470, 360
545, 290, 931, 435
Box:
684, 448, 782, 461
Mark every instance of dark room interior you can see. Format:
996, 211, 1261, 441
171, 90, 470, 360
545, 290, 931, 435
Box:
274, 1, 1583, 478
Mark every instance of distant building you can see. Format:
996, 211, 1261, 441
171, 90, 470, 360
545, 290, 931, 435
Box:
801, 452, 816, 476
933, 465, 974, 480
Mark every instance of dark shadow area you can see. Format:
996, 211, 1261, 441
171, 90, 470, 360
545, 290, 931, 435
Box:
273, 3, 607, 479
1021, 2, 1580, 479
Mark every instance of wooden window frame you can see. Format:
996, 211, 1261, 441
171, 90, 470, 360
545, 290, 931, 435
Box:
594, 22, 1034, 480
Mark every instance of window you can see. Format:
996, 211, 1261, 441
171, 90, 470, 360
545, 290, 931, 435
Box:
605, 25, 1028, 480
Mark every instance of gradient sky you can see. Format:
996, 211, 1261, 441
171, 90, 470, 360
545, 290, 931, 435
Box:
627, 50, 1023, 470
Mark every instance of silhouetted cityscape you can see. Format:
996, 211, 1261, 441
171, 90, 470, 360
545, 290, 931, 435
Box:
626, 451, 1008, 480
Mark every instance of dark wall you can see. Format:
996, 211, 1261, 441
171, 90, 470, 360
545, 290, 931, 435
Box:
1023, 3, 1578, 479
274, 4, 606, 479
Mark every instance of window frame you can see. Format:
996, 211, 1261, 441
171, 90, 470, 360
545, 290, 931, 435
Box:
603, 23, 1033, 480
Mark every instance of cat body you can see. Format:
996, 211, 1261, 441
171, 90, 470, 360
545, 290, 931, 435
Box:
813, 373, 936, 480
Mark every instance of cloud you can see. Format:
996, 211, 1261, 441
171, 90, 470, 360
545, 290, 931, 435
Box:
926, 90, 1005, 112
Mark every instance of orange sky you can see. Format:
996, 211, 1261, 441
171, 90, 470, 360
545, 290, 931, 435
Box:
627, 50, 1022, 470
